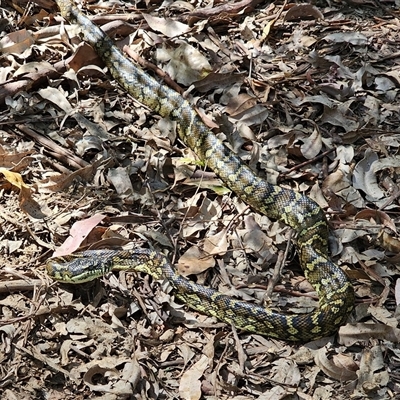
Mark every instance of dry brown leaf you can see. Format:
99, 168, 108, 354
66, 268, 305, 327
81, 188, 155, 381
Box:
41, 160, 103, 192
355, 209, 396, 232
0, 28, 35, 55
379, 231, 400, 253
353, 148, 385, 202
3, 1, 400, 398
203, 228, 228, 256
284, 4, 324, 21
177, 245, 215, 276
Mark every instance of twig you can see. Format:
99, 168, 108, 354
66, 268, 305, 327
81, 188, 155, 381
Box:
284, 148, 335, 175
14, 125, 88, 170
0, 279, 44, 293
265, 230, 293, 299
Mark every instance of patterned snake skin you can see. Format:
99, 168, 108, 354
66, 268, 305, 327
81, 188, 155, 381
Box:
48, 0, 354, 341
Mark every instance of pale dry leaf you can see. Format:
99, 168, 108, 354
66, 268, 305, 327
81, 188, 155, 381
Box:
194, 72, 245, 93
356, 346, 390, 396
309, 182, 329, 209
300, 127, 322, 159
232, 104, 269, 127
3, 240, 23, 254
180, 193, 221, 238
395, 279, 400, 305
0, 325, 16, 357
368, 305, 398, 328
14, 61, 56, 77
0, 149, 34, 169
338, 323, 400, 346
41, 160, 102, 192
256, 385, 288, 400
270, 359, 301, 386
353, 148, 385, 201
225, 93, 258, 116
332, 353, 359, 376
291, 94, 334, 108
75, 135, 103, 156
144, 230, 174, 248
0, 168, 47, 218
19, 185, 48, 219
291, 346, 315, 365
363, 95, 380, 125
372, 155, 400, 177
178, 354, 209, 400
83, 364, 125, 394
39, 87, 109, 138
159, 42, 212, 86
323, 32, 368, 46
0, 168, 29, 189
143, 14, 190, 37
178, 342, 196, 366
107, 166, 135, 199
312, 387, 334, 400
59, 339, 74, 366
334, 228, 370, 244
320, 100, 359, 132
378, 231, 400, 253
38, 87, 73, 114
242, 228, 273, 260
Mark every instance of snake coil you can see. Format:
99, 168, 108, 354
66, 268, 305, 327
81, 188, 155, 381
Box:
48, 0, 354, 341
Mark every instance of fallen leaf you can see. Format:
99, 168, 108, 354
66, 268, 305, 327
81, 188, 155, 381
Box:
52, 214, 106, 257
179, 354, 209, 400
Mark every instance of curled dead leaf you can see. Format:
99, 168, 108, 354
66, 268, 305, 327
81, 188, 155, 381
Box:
0, 168, 48, 218
315, 347, 358, 382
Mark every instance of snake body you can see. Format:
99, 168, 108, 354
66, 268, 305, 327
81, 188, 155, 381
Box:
48, 0, 354, 341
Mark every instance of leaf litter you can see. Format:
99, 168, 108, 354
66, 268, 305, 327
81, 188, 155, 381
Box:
1, 0, 400, 399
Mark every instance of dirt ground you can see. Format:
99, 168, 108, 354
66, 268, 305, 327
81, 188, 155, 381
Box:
1, 0, 400, 399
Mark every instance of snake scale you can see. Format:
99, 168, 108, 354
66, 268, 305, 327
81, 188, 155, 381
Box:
47, 0, 354, 341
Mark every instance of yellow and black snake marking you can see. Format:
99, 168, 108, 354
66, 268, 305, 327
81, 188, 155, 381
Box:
48, 0, 354, 341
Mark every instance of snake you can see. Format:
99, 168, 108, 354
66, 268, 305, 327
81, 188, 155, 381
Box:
47, 0, 354, 341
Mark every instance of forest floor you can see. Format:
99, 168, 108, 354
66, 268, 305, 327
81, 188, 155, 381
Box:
1, 0, 400, 399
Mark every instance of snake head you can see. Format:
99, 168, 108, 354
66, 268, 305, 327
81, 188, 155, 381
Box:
46, 252, 113, 284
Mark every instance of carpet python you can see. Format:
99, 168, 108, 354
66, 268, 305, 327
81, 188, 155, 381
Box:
48, 0, 354, 341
